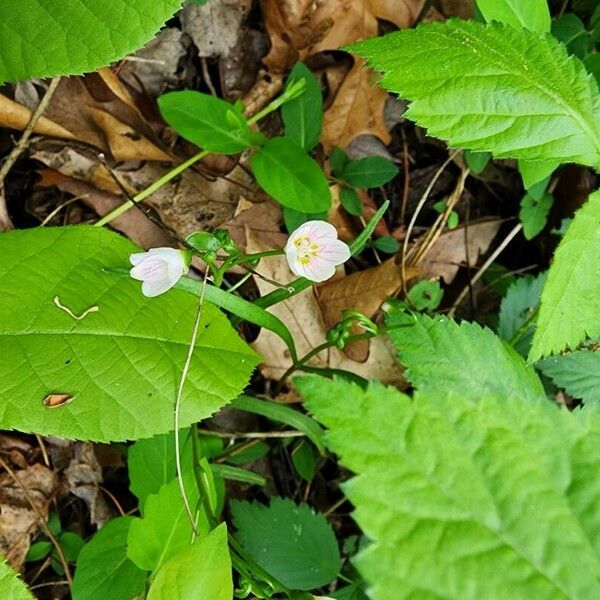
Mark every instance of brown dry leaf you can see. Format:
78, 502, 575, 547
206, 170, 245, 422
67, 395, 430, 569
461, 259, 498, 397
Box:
0, 464, 58, 569
65, 443, 112, 528
0, 93, 75, 140
322, 60, 391, 149
248, 231, 404, 384
418, 218, 502, 283
222, 197, 282, 251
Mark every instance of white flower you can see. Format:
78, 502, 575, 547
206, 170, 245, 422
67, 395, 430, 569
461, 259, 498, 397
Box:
284, 221, 350, 282
129, 248, 189, 297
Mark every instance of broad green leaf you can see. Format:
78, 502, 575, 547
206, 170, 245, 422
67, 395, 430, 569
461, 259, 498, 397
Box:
519, 159, 558, 189
519, 190, 554, 239
231, 497, 340, 590
497, 272, 546, 356
585, 53, 600, 85
72, 517, 146, 600
0, 226, 258, 442
338, 156, 399, 189
298, 376, 600, 600
251, 137, 331, 213
127, 477, 209, 573
128, 429, 193, 506
147, 523, 232, 600
538, 349, 600, 404
530, 190, 600, 360
350, 20, 600, 166
476, 0, 551, 32
0, 561, 32, 600
282, 62, 323, 151
0, 0, 182, 83
159, 91, 254, 153
386, 311, 545, 403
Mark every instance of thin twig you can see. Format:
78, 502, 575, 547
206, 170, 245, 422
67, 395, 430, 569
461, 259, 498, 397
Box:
198, 428, 306, 440
0, 456, 72, 586
99, 486, 126, 516
0, 76, 61, 230
201, 57, 218, 97
174, 269, 210, 536
40, 195, 88, 226
448, 223, 523, 318
400, 130, 411, 224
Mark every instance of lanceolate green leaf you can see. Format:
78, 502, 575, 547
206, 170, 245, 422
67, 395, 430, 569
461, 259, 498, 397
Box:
386, 311, 545, 403
0, 226, 259, 442
476, 0, 551, 33
251, 136, 331, 213
0, 0, 182, 83
538, 349, 600, 404
159, 91, 254, 154
298, 376, 600, 600
0, 561, 32, 600
350, 20, 600, 166
530, 191, 600, 360
147, 524, 232, 600
72, 517, 147, 600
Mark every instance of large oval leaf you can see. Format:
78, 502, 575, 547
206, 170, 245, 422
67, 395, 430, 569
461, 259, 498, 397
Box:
0, 226, 259, 441
0, 0, 183, 83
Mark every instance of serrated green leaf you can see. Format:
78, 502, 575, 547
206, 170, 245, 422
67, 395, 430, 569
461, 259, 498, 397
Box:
298, 375, 600, 600
147, 523, 232, 600
476, 0, 550, 32
530, 190, 600, 360
72, 517, 146, 600
127, 477, 209, 573
0, 226, 258, 442
231, 497, 340, 590
350, 20, 600, 166
0, 1, 182, 83
338, 156, 399, 189
498, 272, 546, 356
282, 63, 323, 151
538, 349, 600, 403
251, 137, 331, 213
520, 190, 554, 239
158, 91, 253, 153
386, 311, 545, 403
128, 429, 193, 506
0, 561, 32, 600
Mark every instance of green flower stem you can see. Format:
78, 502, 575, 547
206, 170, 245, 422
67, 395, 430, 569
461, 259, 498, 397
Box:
190, 424, 218, 529
247, 79, 306, 127
94, 150, 209, 227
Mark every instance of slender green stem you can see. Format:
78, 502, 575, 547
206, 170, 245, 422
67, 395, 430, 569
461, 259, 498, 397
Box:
238, 249, 285, 261
95, 150, 209, 226
190, 425, 218, 528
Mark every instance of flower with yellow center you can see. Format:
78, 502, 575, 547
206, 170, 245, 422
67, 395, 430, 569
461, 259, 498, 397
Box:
284, 221, 350, 282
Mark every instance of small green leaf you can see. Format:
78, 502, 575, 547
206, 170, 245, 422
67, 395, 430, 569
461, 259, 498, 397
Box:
0, 0, 183, 83
477, 0, 551, 32
464, 150, 491, 174
127, 478, 209, 573
338, 156, 399, 188
283, 208, 328, 234
530, 190, 600, 360
232, 497, 340, 590
251, 137, 331, 213
211, 463, 266, 486
372, 236, 400, 254
0, 561, 32, 600
59, 532, 85, 562
72, 517, 146, 600
407, 280, 443, 311
537, 349, 600, 404
446, 211, 459, 229
519, 159, 559, 190
330, 147, 350, 175
147, 524, 232, 600
497, 273, 547, 357
225, 440, 270, 465
386, 310, 545, 403
158, 91, 253, 154
282, 62, 323, 151
340, 187, 363, 216
552, 14, 592, 59
26, 541, 52, 562
0, 226, 258, 442
585, 53, 600, 85
291, 439, 318, 481
519, 191, 554, 240
350, 20, 600, 166
128, 429, 193, 507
